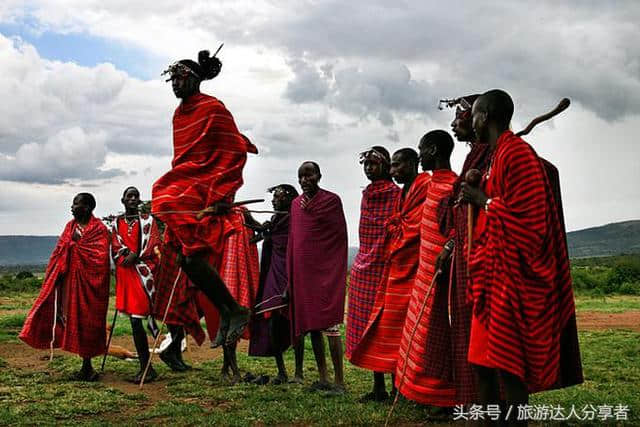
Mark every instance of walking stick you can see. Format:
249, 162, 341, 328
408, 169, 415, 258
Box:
465, 169, 482, 275
385, 270, 442, 427
50, 289, 58, 362
139, 268, 183, 388
101, 309, 118, 372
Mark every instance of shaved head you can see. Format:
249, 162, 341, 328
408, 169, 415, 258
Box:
475, 89, 514, 131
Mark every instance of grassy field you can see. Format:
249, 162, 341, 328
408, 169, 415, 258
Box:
1, 285, 639, 425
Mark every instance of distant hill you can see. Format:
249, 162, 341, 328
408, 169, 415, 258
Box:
566, 220, 640, 258
1, 220, 638, 266
0, 236, 58, 266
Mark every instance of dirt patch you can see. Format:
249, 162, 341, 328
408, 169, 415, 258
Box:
577, 310, 640, 332
0, 335, 248, 403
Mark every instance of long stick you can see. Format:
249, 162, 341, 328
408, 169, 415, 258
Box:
139, 268, 182, 388
101, 309, 118, 372
50, 289, 58, 362
516, 98, 570, 137
385, 270, 441, 427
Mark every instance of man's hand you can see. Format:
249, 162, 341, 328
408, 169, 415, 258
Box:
435, 245, 453, 272
281, 288, 289, 304
197, 202, 232, 219
459, 182, 488, 208
121, 252, 138, 266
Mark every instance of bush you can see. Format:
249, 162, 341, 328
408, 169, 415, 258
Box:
0, 275, 42, 293
608, 258, 640, 286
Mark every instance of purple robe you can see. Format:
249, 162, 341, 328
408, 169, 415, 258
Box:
249, 214, 291, 356
287, 189, 348, 340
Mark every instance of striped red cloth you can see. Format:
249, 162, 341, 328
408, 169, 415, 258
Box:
151, 92, 257, 258
436, 142, 490, 403
468, 131, 582, 392
20, 216, 110, 358
395, 169, 458, 406
349, 173, 430, 372
346, 180, 400, 360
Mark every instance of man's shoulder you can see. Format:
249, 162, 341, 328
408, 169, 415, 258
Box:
498, 133, 538, 163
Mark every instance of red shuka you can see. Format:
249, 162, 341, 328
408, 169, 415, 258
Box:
20, 216, 110, 359
468, 131, 582, 392
199, 208, 260, 341
151, 92, 257, 259
346, 179, 400, 360
350, 173, 431, 372
395, 170, 458, 406
112, 214, 161, 317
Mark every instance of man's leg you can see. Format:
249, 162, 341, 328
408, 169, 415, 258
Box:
473, 364, 500, 426
361, 372, 389, 401
499, 369, 528, 426
225, 341, 241, 383
130, 317, 157, 382
181, 254, 249, 344
78, 358, 98, 381
292, 336, 305, 383
310, 331, 329, 387
160, 324, 188, 372
269, 317, 288, 384
326, 335, 345, 390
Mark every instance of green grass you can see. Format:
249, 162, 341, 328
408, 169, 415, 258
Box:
575, 295, 640, 313
0, 330, 638, 425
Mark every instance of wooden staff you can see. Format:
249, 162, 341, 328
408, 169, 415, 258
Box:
139, 268, 183, 388
101, 309, 118, 372
516, 98, 570, 137
49, 289, 58, 362
385, 270, 442, 427
465, 169, 483, 268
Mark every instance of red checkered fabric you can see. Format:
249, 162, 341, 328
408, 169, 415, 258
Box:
345, 180, 400, 360
20, 216, 110, 358
153, 237, 205, 345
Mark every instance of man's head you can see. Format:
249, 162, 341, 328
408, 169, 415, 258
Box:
269, 184, 299, 212
163, 50, 222, 99
71, 193, 96, 222
450, 94, 481, 143
390, 148, 419, 185
298, 161, 321, 196
418, 130, 454, 171
359, 146, 391, 182
121, 186, 141, 212
472, 89, 514, 143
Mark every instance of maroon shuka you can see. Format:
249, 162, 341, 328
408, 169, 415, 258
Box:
287, 189, 348, 340
20, 216, 110, 359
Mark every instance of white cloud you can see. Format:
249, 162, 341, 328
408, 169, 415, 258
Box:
0, 1, 639, 243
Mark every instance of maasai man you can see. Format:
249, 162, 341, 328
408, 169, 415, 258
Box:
395, 131, 458, 407
435, 93, 488, 404
249, 184, 304, 384
20, 193, 110, 381
345, 146, 400, 402
288, 162, 348, 393
460, 90, 582, 420
152, 49, 257, 352
111, 186, 161, 382
349, 149, 430, 393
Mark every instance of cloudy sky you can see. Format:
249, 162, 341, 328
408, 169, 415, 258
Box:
0, 1, 638, 244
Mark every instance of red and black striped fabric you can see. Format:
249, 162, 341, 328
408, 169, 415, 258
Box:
151, 92, 257, 258
20, 216, 111, 358
346, 179, 400, 360
395, 169, 458, 406
467, 130, 582, 392
436, 142, 490, 403
349, 173, 430, 373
